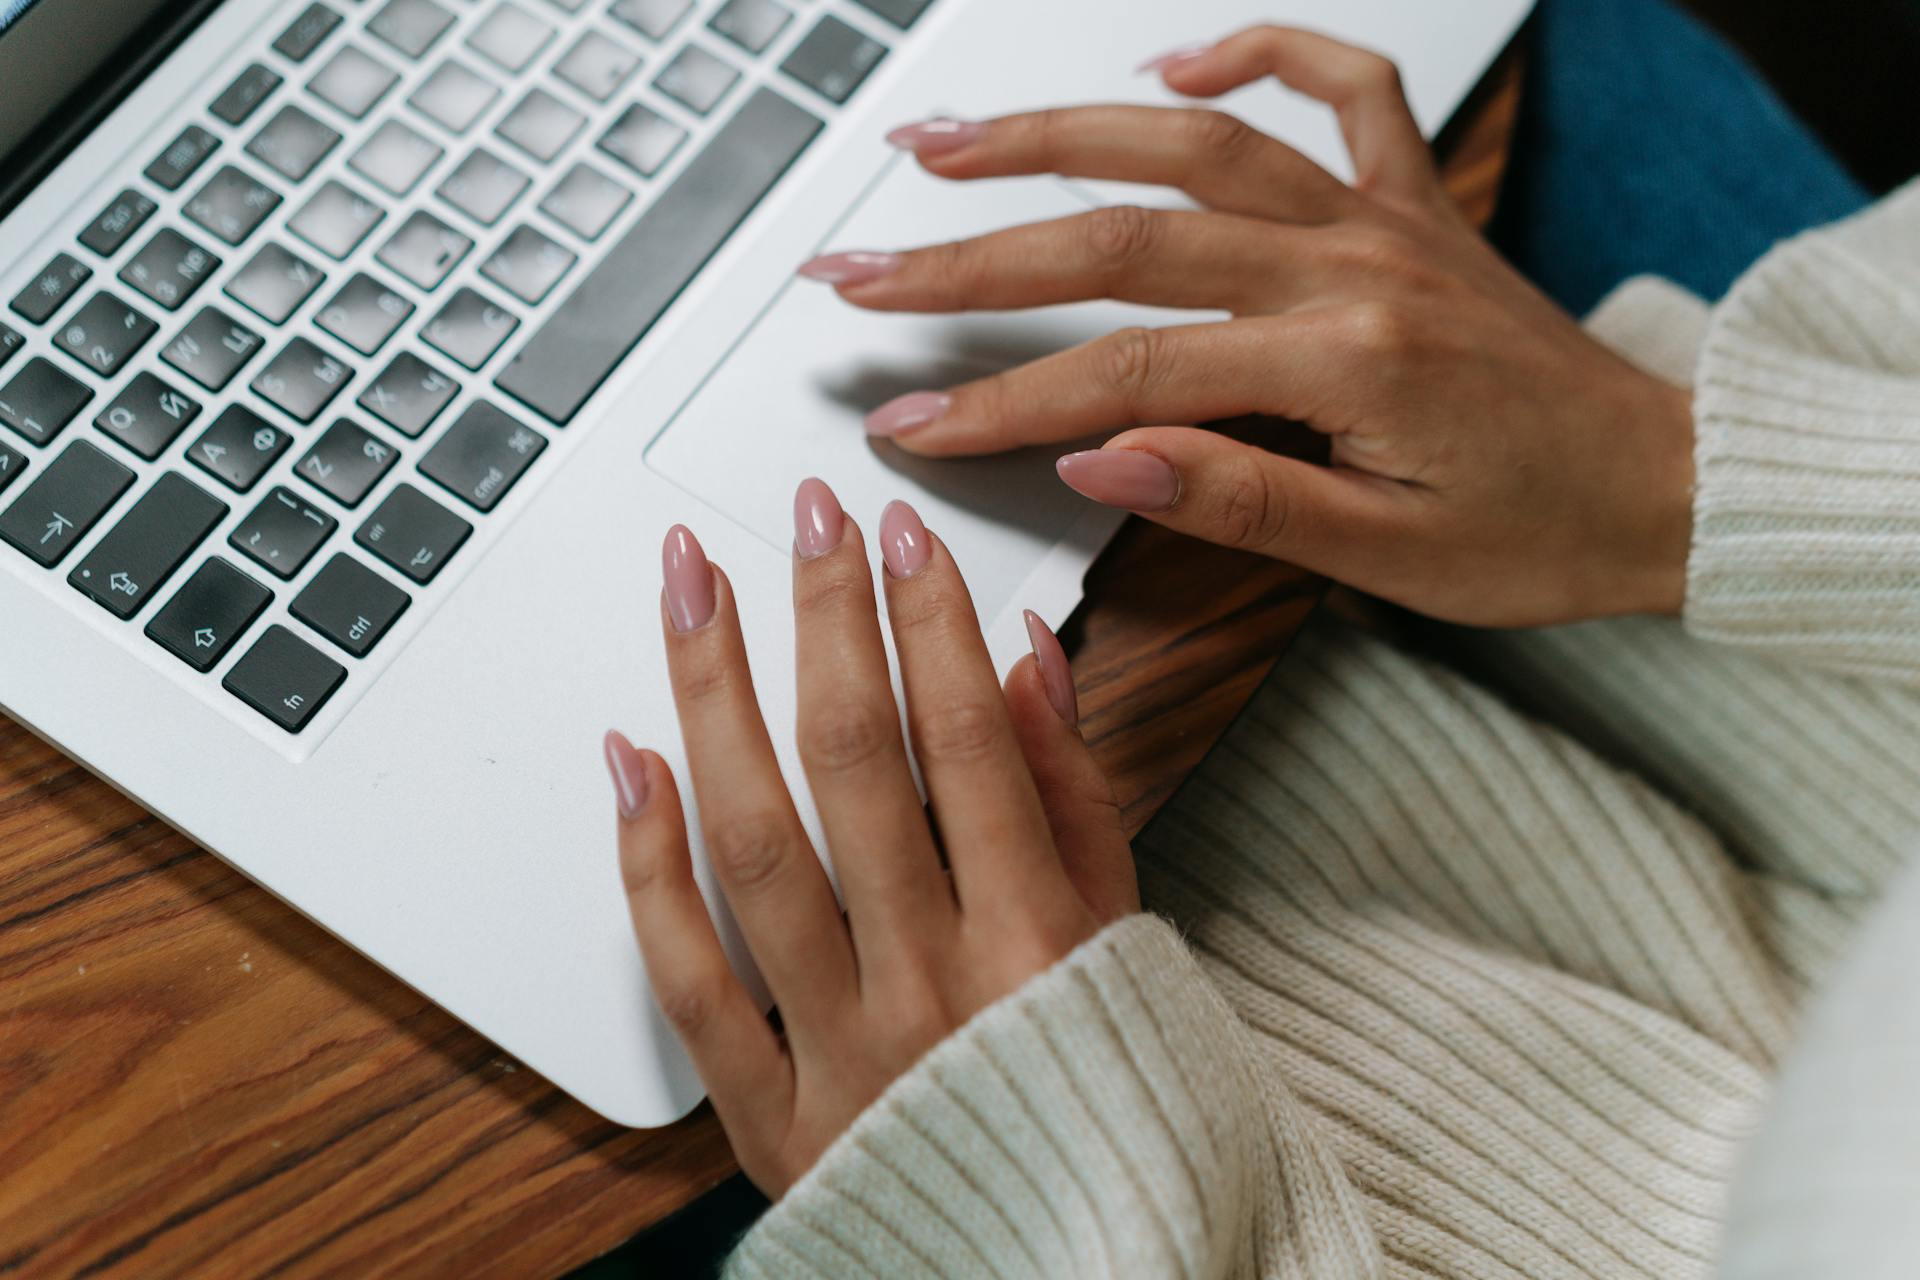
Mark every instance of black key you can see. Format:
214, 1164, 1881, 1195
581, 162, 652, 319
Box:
210, 63, 284, 126
223, 625, 347, 732
78, 189, 159, 258
422, 286, 518, 370
408, 59, 499, 133
144, 125, 220, 192
162, 306, 265, 391
224, 242, 327, 324
466, 2, 555, 73
52, 292, 158, 378
369, 0, 456, 59
851, 0, 933, 28
308, 44, 401, 119
251, 336, 354, 423
0, 357, 93, 446
357, 351, 458, 436
0, 440, 133, 567
781, 15, 886, 105
184, 165, 284, 246
246, 104, 343, 182
355, 481, 469, 583
288, 179, 386, 260
375, 209, 473, 289
147, 557, 273, 671
349, 118, 444, 196
480, 224, 576, 305
498, 88, 821, 424
596, 102, 685, 178
68, 472, 229, 619
538, 162, 631, 241
230, 485, 338, 579
437, 147, 530, 226
0, 322, 22, 371
418, 399, 544, 511
297, 417, 397, 506
119, 228, 221, 312
94, 371, 201, 459
316, 273, 414, 355
610, 0, 690, 41
654, 43, 739, 115
291, 552, 410, 656
189, 403, 292, 492
0, 441, 24, 497
272, 1, 343, 62
552, 30, 641, 103
10, 253, 92, 325
495, 88, 585, 164
711, 0, 791, 56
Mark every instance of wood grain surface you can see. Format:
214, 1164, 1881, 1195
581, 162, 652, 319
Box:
0, 55, 1520, 1280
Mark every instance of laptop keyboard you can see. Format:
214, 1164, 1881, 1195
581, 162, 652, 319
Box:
1, 0, 927, 735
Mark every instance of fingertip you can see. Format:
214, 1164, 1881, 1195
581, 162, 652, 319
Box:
1022, 609, 1078, 727
604, 730, 650, 819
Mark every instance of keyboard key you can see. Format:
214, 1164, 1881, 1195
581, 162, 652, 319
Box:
189, 404, 292, 492
297, 417, 397, 506
437, 148, 530, 225
553, 30, 641, 103
368, 0, 456, 59
183, 164, 285, 246
0, 440, 133, 567
349, 118, 444, 195
357, 351, 458, 436
288, 179, 386, 259
711, 0, 792, 55
480, 224, 575, 304
308, 44, 401, 119
246, 104, 343, 182
11, 253, 92, 325
251, 336, 353, 423
498, 88, 821, 424
408, 59, 499, 133
0, 442, 24, 497
272, 1, 344, 62
119, 229, 220, 312
423, 287, 518, 370
376, 209, 474, 289
539, 162, 630, 240
316, 273, 414, 354
596, 102, 685, 177
355, 482, 470, 583
0, 357, 93, 446
68, 472, 228, 619
231, 485, 338, 579
147, 557, 273, 671
162, 306, 265, 391
223, 624, 347, 732
144, 125, 220, 192
292, 553, 410, 656
418, 399, 544, 511
495, 88, 585, 163
541, 0, 587, 11
654, 43, 739, 115
210, 62, 284, 126
78, 189, 159, 258
52, 292, 157, 378
466, 2, 555, 73
781, 15, 885, 105
0, 323, 22, 371
851, 0, 932, 28
224, 242, 327, 324
94, 371, 201, 459
610, 0, 690, 41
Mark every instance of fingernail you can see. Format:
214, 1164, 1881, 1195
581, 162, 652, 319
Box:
1023, 610, 1078, 727
662, 524, 716, 633
884, 117, 987, 155
866, 391, 950, 438
879, 500, 931, 579
1056, 449, 1180, 512
793, 476, 845, 560
603, 730, 649, 819
797, 251, 902, 286
1137, 44, 1209, 74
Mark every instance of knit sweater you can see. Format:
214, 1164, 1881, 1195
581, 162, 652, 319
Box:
724, 180, 1920, 1278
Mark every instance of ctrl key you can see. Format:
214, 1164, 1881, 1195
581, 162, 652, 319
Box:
224, 624, 346, 732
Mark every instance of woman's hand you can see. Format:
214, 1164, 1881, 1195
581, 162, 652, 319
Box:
800, 27, 1697, 628
605, 481, 1139, 1197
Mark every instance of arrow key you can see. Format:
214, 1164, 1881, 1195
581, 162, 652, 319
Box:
147, 557, 274, 672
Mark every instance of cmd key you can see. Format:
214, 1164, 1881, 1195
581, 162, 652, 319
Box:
68, 472, 229, 619
0, 439, 133, 567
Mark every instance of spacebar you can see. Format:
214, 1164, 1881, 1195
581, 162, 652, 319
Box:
495, 88, 824, 425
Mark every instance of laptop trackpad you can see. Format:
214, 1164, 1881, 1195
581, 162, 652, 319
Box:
645, 160, 1199, 625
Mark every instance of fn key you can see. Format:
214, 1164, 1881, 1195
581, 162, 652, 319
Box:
224, 625, 346, 732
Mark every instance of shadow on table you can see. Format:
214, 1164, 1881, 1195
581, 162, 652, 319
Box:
566, 1173, 769, 1279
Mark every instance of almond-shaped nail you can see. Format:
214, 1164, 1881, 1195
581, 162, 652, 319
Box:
1023, 610, 1078, 727
603, 730, 649, 819
1137, 45, 1209, 74
884, 118, 987, 156
1056, 449, 1180, 512
798, 251, 903, 286
879, 500, 931, 579
793, 476, 845, 560
662, 524, 716, 633
866, 391, 950, 438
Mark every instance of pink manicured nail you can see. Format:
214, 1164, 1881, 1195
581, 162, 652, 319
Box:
879, 500, 931, 578
866, 391, 950, 438
1137, 45, 1209, 74
603, 730, 649, 819
1023, 610, 1078, 727
797, 251, 902, 286
884, 118, 987, 155
662, 524, 716, 633
793, 476, 845, 560
1056, 449, 1180, 511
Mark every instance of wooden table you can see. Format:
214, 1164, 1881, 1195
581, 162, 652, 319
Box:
0, 58, 1520, 1280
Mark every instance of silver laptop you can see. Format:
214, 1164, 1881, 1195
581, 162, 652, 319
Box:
0, 0, 1530, 1125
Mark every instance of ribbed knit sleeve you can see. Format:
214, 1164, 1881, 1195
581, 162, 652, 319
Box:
724, 914, 1381, 1280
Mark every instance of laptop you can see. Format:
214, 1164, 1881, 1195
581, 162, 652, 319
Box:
0, 0, 1531, 1126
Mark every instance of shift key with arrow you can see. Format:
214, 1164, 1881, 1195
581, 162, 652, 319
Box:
146, 557, 273, 671
69, 471, 228, 619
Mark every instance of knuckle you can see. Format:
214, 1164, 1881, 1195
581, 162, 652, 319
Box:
800, 703, 897, 774
654, 972, 720, 1037
916, 699, 1003, 763
1342, 300, 1420, 359
1095, 326, 1165, 409
673, 649, 740, 706
705, 812, 796, 892
1186, 109, 1258, 161
1080, 205, 1162, 276
1356, 52, 1405, 99
792, 565, 865, 617
1211, 455, 1288, 550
